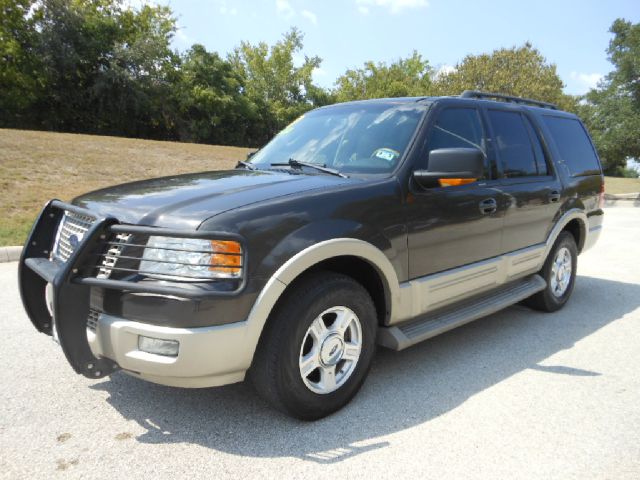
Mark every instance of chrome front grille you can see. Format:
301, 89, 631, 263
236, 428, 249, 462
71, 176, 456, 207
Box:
52, 211, 95, 262
97, 233, 132, 279
87, 309, 100, 332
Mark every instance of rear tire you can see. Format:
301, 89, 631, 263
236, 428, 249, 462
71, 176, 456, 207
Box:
249, 271, 377, 421
524, 231, 578, 312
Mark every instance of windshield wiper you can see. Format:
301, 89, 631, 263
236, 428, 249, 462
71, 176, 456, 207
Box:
235, 160, 257, 171
270, 158, 347, 178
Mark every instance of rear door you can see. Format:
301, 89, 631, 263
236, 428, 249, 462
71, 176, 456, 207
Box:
407, 104, 505, 278
484, 107, 563, 253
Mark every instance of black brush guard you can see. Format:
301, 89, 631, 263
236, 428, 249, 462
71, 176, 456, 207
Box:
19, 200, 246, 379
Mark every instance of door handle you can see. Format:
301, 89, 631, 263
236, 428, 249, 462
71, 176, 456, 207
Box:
479, 198, 497, 215
549, 190, 561, 203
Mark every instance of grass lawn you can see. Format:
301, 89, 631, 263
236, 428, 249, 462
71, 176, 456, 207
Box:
0, 129, 251, 246
604, 176, 640, 195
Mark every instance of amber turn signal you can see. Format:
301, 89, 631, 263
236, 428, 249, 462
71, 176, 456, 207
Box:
438, 178, 477, 187
209, 240, 242, 275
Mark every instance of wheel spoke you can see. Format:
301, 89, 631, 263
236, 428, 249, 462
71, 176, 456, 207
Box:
332, 309, 352, 335
299, 352, 320, 377
309, 317, 328, 341
342, 343, 360, 362
319, 365, 337, 391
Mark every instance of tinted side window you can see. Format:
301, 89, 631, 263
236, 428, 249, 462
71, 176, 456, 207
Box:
542, 116, 601, 176
425, 108, 486, 176
488, 110, 538, 177
427, 108, 485, 151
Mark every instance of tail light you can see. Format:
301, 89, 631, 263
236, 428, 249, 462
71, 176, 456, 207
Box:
598, 180, 605, 209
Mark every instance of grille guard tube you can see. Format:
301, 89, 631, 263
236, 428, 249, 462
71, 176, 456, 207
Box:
19, 199, 120, 378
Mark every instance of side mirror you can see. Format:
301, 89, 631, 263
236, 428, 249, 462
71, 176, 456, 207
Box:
413, 148, 484, 188
247, 150, 258, 160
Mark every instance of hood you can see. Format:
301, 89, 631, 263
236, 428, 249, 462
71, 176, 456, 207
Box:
73, 169, 352, 229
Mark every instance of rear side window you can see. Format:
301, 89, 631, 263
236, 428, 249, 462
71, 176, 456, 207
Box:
542, 116, 601, 176
488, 110, 541, 177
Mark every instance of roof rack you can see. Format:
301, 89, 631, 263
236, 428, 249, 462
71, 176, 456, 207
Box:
460, 90, 558, 110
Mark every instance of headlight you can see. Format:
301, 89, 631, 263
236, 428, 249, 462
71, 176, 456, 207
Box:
139, 236, 242, 281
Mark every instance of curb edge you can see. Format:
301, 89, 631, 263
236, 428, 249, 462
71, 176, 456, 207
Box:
0, 246, 23, 263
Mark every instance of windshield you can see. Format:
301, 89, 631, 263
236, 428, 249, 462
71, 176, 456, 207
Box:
249, 102, 426, 175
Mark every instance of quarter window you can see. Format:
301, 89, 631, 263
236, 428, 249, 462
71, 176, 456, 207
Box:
542, 116, 601, 176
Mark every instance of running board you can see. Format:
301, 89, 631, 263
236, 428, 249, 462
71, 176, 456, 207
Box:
378, 274, 546, 351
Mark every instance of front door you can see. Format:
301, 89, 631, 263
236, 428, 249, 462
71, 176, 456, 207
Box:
407, 105, 505, 279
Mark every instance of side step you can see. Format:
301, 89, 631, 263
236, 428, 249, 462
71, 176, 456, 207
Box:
378, 274, 546, 351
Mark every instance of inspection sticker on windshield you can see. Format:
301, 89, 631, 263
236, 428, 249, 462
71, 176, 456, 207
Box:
373, 147, 400, 162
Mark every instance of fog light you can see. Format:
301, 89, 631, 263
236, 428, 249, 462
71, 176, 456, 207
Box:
138, 336, 179, 357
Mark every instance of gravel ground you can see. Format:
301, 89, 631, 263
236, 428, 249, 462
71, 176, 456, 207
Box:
1, 207, 639, 479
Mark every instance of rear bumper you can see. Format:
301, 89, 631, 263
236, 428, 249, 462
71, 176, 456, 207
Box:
582, 224, 603, 252
583, 210, 604, 253
89, 313, 251, 387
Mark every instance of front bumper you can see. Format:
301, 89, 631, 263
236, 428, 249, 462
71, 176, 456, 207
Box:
19, 200, 253, 385
89, 312, 250, 387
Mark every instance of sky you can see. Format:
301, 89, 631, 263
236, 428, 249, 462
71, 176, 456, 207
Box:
154, 0, 640, 95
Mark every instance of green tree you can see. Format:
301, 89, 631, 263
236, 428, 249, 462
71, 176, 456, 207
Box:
89, 1, 180, 137
433, 43, 576, 111
0, 0, 42, 125
31, 0, 124, 131
2, 0, 179, 137
580, 19, 640, 175
173, 44, 258, 145
229, 28, 325, 140
334, 51, 433, 102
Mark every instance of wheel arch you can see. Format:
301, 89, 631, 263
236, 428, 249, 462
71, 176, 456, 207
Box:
241, 239, 401, 365
301, 255, 389, 326
545, 209, 588, 258
562, 218, 586, 253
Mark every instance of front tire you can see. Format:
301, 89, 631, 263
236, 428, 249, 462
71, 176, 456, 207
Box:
249, 271, 377, 421
524, 231, 578, 312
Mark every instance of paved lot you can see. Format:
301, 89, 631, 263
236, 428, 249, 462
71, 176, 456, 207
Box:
1, 207, 639, 479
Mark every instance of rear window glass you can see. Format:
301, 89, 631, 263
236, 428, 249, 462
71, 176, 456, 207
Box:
542, 116, 601, 176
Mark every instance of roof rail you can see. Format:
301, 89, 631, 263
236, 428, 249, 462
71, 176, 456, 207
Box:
460, 90, 558, 110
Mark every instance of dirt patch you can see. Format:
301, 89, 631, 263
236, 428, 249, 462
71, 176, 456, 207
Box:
56, 433, 72, 443
56, 458, 79, 471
